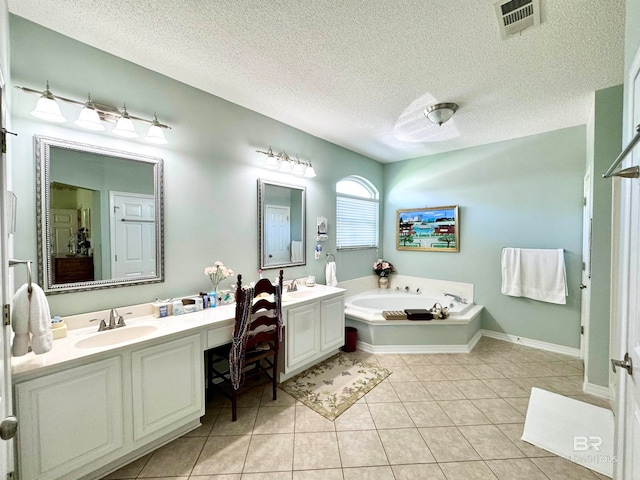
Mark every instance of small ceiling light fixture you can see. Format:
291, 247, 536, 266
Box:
424, 102, 458, 126
74, 93, 105, 131
30, 81, 66, 123
16, 82, 171, 145
256, 147, 317, 178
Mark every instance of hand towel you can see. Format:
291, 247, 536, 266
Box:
291, 241, 304, 262
11, 283, 53, 356
501, 248, 567, 304
325, 261, 338, 287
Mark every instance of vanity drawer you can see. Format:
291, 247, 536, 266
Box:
207, 324, 234, 348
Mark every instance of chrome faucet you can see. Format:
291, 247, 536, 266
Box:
287, 279, 298, 292
109, 308, 119, 329
90, 317, 108, 332
444, 293, 467, 304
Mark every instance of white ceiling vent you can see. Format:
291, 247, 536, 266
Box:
494, 0, 540, 39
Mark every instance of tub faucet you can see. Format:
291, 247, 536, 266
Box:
444, 293, 467, 304
287, 279, 298, 292
404, 286, 410, 292
416, 288, 422, 295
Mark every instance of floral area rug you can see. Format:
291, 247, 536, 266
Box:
279, 353, 391, 421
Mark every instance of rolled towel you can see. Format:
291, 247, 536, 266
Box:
11, 284, 30, 356
325, 261, 338, 287
11, 283, 53, 356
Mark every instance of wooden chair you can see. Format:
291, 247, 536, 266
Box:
207, 269, 284, 421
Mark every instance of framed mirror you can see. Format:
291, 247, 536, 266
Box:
35, 135, 164, 293
258, 179, 306, 270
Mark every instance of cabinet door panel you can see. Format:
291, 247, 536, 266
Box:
321, 296, 345, 351
16, 357, 123, 480
286, 303, 320, 368
132, 334, 203, 441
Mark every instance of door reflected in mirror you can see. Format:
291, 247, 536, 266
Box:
36, 136, 164, 293
258, 179, 306, 270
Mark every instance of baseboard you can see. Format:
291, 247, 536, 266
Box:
480, 329, 580, 358
355, 329, 483, 354
583, 381, 611, 400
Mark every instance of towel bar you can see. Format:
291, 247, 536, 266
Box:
326, 253, 336, 263
9, 259, 33, 294
603, 124, 640, 179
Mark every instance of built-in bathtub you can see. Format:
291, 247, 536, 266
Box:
340, 275, 483, 353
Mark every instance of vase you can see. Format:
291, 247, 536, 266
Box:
378, 276, 389, 289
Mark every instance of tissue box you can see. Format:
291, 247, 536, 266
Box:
152, 301, 173, 318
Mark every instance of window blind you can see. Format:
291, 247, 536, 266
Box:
336, 195, 379, 249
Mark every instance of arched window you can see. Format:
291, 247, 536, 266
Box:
336, 176, 379, 249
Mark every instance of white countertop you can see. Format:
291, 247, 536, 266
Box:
11, 284, 345, 381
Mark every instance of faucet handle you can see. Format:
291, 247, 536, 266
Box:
117, 312, 132, 327
90, 318, 108, 331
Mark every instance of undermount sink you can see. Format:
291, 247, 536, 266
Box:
73, 324, 159, 349
283, 290, 317, 301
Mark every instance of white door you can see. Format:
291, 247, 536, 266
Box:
264, 205, 290, 266
51, 208, 76, 254
0, 68, 14, 477
110, 192, 156, 279
580, 171, 592, 361
612, 45, 640, 479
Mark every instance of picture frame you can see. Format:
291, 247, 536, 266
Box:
396, 206, 459, 252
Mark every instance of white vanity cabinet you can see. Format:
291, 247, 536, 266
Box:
15, 357, 125, 480
281, 293, 345, 381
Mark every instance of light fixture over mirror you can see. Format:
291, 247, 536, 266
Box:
258, 179, 306, 270
17, 82, 171, 145
257, 147, 317, 177
35, 135, 164, 293
424, 102, 459, 126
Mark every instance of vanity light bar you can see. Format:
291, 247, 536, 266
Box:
256, 147, 316, 178
15, 83, 171, 145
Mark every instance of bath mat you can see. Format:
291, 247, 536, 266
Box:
280, 353, 391, 421
522, 387, 614, 477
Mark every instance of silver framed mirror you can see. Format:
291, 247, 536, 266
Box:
258, 179, 306, 270
35, 135, 164, 293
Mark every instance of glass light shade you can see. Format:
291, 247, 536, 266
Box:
31, 95, 66, 123
424, 102, 458, 126
264, 154, 279, 169
304, 164, 317, 177
112, 114, 138, 138
292, 162, 306, 175
145, 124, 168, 144
74, 105, 105, 131
279, 159, 293, 173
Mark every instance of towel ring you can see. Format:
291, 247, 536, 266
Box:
326, 253, 336, 263
9, 259, 33, 294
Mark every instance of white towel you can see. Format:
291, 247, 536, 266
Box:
501, 248, 567, 304
11, 283, 53, 356
325, 261, 338, 287
291, 241, 304, 262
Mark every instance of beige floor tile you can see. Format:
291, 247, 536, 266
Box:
517, 363, 562, 377
496, 423, 554, 458
221, 387, 263, 407
464, 364, 506, 379
367, 402, 414, 429
542, 376, 585, 395
135, 477, 187, 480
183, 409, 219, 437
503, 397, 530, 415
438, 399, 492, 425
342, 465, 395, 480
482, 378, 529, 397
438, 461, 498, 479
510, 377, 547, 392
418, 426, 480, 463
264, 385, 297, 406
403, 401, 453, 427
293, 432, 341, 470
422, 380, 466, 400
485, 458, 549, 479
102, 453, 151, 479
425, 353, 460, 365
294, 404, 336, 432
452, 380, 499, 399
241, 473, 292, 480
449, 353, 487, 365
243, 433, 294, 473
487, 363, 530, 378
337, 430, 389, 468
458, 425, 525, 460
391, 381, 433, 402
438, 364, 477, 380
334, 403, 376, 431
391, 463, 446, 480
292, 468, 343, 480
400, 353, 435, 365
211, 407, 258, 435
378, 428, 435, 464
138, 437, 205, 477
189, 475, 240, 480
364, 382, 401, 403
253, 405, 296, 434
531, 456, 602, 479
386, 365, 420, 382
408, 365, 448, 381
545, 361, 584, 376
374, 354, 406, 366
471, 398, 525, 423
191, 436, 250, 475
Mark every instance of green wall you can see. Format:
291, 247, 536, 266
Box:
8, 16, 383, 316
383, 127, 585, 348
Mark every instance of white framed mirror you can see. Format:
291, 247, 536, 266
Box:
35, 135, 164, 293
258, 179, 306, 270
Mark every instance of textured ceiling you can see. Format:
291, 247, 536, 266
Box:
7, 0, 625, 162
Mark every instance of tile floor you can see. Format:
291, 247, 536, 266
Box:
103, 337, 613, 480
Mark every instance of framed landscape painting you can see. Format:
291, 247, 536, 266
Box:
396, 206, 459, 252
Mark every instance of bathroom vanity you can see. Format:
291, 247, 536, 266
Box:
11, 284, 344, 480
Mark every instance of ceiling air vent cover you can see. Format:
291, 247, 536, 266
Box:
494, 0, 540, 39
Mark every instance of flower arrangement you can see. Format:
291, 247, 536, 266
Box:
204, 261, 234, 291
373, 259, 395, 277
